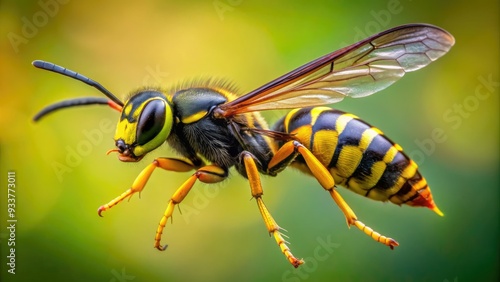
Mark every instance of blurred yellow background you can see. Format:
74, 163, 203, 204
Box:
0, 0, 498, 281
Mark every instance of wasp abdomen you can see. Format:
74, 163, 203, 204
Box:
273, 107, 441, 214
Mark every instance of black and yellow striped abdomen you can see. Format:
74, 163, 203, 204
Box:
273, 107, 440, 213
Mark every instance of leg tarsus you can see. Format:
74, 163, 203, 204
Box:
256, 197, 304, 268
243, 152, 304, 268
329, 188, 399, 249
154, 196, 178, 251
98, 188, 137, 217
97, 157, 197, 217
353, 220, 399, 249
270, 140, 399, 251
154, 166, 227, 251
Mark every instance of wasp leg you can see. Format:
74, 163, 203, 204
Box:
97, 157, 198, 216
268, 140, 399, 249
241, 151, 304, 268
329, 188, 399, 249
268, 141, 333, 189
154, 165, 227, 250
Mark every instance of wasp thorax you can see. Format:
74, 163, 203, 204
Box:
113, 90, 174, 162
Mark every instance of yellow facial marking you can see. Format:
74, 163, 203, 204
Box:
123, 103, 133, 117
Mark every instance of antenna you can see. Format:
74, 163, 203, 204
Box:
32, 60, 124, 106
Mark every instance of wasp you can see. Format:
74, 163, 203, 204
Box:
33, 24, 454, 268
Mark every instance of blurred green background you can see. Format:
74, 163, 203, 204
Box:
1, 0, 498, 281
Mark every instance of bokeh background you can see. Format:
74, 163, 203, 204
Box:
0, 0, 498, 281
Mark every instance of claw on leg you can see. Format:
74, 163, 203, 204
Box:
97, 158, 199, 217
154, 197, 175, 251
329, 188, 399, 249
243, 152, 304, 268
256, 197, 304, 268
153, 165, 227, 251
353, 220, 399, 249
154, 174, 197, 251
268, 140, 398, 251
97, 188, 136, 216
97, 161, 158, 216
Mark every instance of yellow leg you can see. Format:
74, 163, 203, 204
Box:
269, 141, 333, 188
243, 152, 304, 268
98, 157, 197, 216
154, 165, 227, 250
329, 189, 399, 249
269, 141, 399, 249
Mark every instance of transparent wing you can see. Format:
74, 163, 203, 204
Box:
218, 23, 454, 116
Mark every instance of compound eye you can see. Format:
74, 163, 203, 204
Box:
136, 99, 166, 146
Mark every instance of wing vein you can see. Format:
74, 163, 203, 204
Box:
218, 23, 454, 116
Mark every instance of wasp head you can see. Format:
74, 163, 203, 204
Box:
111, 90, 174, 162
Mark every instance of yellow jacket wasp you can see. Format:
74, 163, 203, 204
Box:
33, 23, 454, 268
